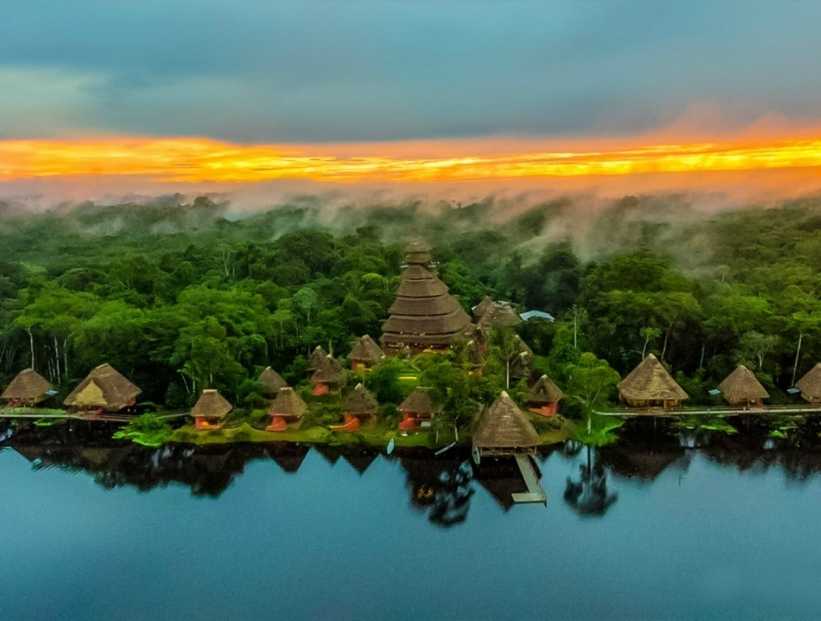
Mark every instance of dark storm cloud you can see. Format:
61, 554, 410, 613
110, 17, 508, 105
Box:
2, 1, 821, 141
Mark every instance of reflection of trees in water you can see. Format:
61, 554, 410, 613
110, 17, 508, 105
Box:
400, 452, 474, 527
563, 444, 617, 517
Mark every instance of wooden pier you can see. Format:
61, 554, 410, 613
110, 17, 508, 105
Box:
593, 404, 821, 418
512, 454, 547, 504
0, 409, 189, 424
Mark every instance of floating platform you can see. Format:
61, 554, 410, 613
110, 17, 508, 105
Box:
511, 454, 547, 504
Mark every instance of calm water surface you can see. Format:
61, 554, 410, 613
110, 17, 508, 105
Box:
2, 430, 821, 621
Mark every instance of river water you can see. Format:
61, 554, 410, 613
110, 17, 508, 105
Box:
3, 427, 821, 620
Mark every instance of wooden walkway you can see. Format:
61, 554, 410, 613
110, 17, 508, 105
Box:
512, 454, 547, 504
594, 405, 821, 418
0, 410, 189, 423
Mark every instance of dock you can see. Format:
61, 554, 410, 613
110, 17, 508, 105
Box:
512, 454, 547, 504
0, 409, 189, 424
593, 405, 821, 418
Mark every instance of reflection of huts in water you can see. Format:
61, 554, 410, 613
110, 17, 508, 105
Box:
258, 366, 288, 399
381, 240, 472, 355
350, 335, 384, 372
308, 345, 328, 372
333, 383, 379, 432
192, 389, 233, 430
398, 387, 435, 431
474, 459, 531, 512
526, 375, 565, 417
796, 363, 821, 404
313, 444, 342, 466
310, 355, 346, 396
472, 391, 541, 459
1, 369, 53, 407
268, 443, 310, 473
266, 387, 307, 431
339, 447, 379, 475
618, 354, 688, 410
563, 446, 618, 517
399, 452, 474, 526
719, 365, 769, 408
64, 363, 142, 413
598, 444, 688, 481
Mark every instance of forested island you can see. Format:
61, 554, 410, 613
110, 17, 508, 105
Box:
1, 194, 820, 448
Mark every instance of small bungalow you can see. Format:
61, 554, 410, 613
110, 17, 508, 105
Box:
192, 388, 233, 430
618, 353, 689, 409
310, 355, 346, 396
258, 366, 288, 399
796, 363, 821, 404
526, 375, 565, 417
64, 363, 141, 413
719, 365, 769, 408
350, 335, 385, 372
472, 391, 540, 459
267, 386, 307, 431
1, 368, 53, 407
308, 345, 328, 372
398, 387, 435, 431
333, 383, 378, 432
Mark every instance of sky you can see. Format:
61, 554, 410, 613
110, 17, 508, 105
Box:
2, 1, 821, 197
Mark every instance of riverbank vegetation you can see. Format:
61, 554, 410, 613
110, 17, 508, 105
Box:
1, 194, 819, 445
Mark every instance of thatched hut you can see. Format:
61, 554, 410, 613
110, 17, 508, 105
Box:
258, 366, 288, 398
350, 334, 385, 372
398, 387, 435, 430
719, 365, 769, 408
478, 302, 522, 330
618, 354, 688, 409
192, 389, 233, 430
1, 369, 53, 407
267, 387, 307, 431
310, 355, 345, 396
332, 383, 378, 432
526, 374, 565, 417
381, 241, 472, 354
796, 363, 821, 404
472, 295, 496, 322
472, 391, 541, 458
308, 345, 328, 371
64, 363, 141, 413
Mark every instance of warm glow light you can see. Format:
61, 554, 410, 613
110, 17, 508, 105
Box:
3, 135, 821, 184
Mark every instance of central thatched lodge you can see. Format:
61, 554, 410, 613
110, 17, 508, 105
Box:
618, 354, 689, 409
381, 240, 472, 354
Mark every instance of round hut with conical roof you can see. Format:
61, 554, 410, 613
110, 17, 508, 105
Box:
618, 353, 688, 410
258, 366, 288, 399
472, 391, 541, 458
1, 369, 53, 407
64, 363, 141, 413
797, 363, 821, 404
719, 365, 769, 408
350, 335, 385, 372
381, 240, 472, 354
308, 345, 328, 372
398, 386, 436, 431
192, 388, 233, 430
329, 383, 378, 432
267, 386, 307, 431
310, 354, 346, 396
526, 374, 565, 417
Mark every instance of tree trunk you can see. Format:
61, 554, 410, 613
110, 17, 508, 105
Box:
699, 343, 706, 370
661, 326, 671, 361
27, 328, 35, 370
792, 333, 804, 387
505, 359, 510, 390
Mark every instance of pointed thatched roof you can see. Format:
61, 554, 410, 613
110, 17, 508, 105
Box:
399, 387, 435, 416
404, 239, 432, 266
527, 375, 564, 404
268, 387, 307, 419
473, 391, 540, 450
259, 366, 287, 396
618, 354, 689, 402
797, 363, 821, 402
1, 369, 52, 403
64, 363, 141, 410
308, 345, 328, 371
478, 302, 522, 329
191, 389, 233, 419
719, 365, 769, 404
343, 383, 378, 417
350, 335, 384, 364
381, 255, 472, 349
472, 295, 496, 321
311, 354, 345, 385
